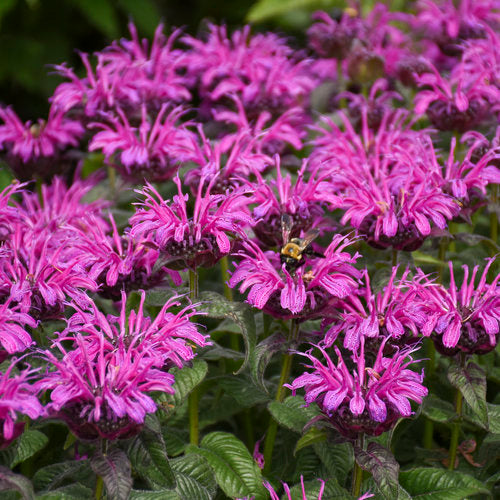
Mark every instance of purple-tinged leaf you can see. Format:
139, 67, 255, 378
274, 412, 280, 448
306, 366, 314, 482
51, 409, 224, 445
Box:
90, 448, 132, 500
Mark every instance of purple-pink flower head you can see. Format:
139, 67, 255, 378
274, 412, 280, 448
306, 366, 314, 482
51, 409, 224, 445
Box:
181, 24, 317, 120
288, 339, 428, 439
130, 175, 253, 270
0, 226, 97, 320
249, 156, 341, 248
323, 267, 426, 353
89, 104, 199, 183
0, 299, 37, 358
229, 237, 361, 320
413, 259, 500, 356
414, 60, 499, 132
0, 106, 83, 180
0, 181, 25, 241
51, 24, 189, 118
38, 291, 207, 440
72, 213, 181, 300
263, 476, 325, 500
65, 291, 209, 371
0, 361, 43, 448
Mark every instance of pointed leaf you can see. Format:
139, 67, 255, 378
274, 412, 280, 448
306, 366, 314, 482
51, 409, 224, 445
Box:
10, 430, 48, 468
268, 396, 321, 433
170, 454, 217, 500
36, 483, 94, 499
354, 442, 408, 500
250, 332, 286, 392
0, 466, 35, 499
286, 477, 351, 500
90, 448, 132, 500
186, 432, 267, 500
399, 468, 490, 499
314, 442, 353, 486
130, 490, 180, 500
33, 460, 92, 491
199, 291, 256, 374
246, 0, 341, 23
422, 395, 455, 423
138, 414, 176, 489
448, 362, 488, 429
217, 376, 269, 408
294, 427, 327, 454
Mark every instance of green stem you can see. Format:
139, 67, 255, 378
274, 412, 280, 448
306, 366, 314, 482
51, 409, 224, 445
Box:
95, 475, 104, 500
262, 320, 299, 474
220, 255, 233, 301
352, 434, 365, 498
448, 388, 463, 470
391, 248, 398, 267
107, 165, 116, 198
188, 268, 200, 445
490, 185, 498, 248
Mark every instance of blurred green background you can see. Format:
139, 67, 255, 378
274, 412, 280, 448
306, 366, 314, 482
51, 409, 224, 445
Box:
0, 0, 403, 119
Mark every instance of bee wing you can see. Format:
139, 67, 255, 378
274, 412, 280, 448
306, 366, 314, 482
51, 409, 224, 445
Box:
298, 228, 320, 250
281, 213, 293, 244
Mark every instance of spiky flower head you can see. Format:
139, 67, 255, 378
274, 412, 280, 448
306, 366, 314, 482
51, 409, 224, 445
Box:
130, 175, 253, 270
263, 476, 325, 500
288, 339, 428, 438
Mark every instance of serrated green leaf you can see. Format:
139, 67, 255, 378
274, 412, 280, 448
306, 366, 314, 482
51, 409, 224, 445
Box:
448, 362, 488, 429
354, 442, 408, 500
36, 483, 93, 499
217, 376, 269, 408
399, 468, 490, 499
268, 396, 321, 433
198, 291, 256, 374
412, 251, 446, 266
246, 0, 341, 23
170, 454, 217, 500
163, 429, 189, 458
250, 332, 286, 392
486, 404, 500, 434
313, 442, 353, 486
422, 395, 455, 424
72, 0, 119, 39
33, 460, 92, 492
139, 414, 176, 489
186, 432, 267, 500
10, 430, 48, 468
294, 427, 326, 454
0, 466, 34, 500
144, 287, 180, 307
90, 448, 132, 500
130, 490, 180, 500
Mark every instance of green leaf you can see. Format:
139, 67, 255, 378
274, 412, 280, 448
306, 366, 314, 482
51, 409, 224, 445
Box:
144, 287, 181, 307
294, 427, 327, 454
36, 483, 94, 499
285, 477, 351, 500
90, 448, 132, 500
249, 332, 286, 392
186, 432, 266, 500
33, 460, 92, 491
116, 0, 161, 37
448, 362, 488, 429
199, 291, 256, 374
399, 468, 490, 499
313, 442, 353, 486
162, 359, 208, 409
422, 395, 455, 424
170, 454, 217, 500
130, 490, 180, 500
217, 376, 269, 408
246, 0, 342, 23
72, 0, 119, 39
0, 466, 35, 499
10, 429, 48, 468
354, 442, 409, 500
268, 396, 321, 433
138, 414, 176, 489
412, 251, 446, 266
486, 404, 500, 434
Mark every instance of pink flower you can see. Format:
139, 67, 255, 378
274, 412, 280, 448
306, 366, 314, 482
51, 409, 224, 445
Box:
288, 339, 428, 438
130, 175, 253, 270
263, 476, 325, 500
0, 300, 37, 356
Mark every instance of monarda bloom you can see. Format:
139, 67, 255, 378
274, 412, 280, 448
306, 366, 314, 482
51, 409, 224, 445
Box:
228, 237, 361, 320
89, 105, 199, 182
413, 260, 500, 356
263, 476, 325, 500
288, 339, 428, 439
0, 300, 37, 360
0, 106, 84, 180
130, 175, 253, 270
323, 267, 425, 353
0, 362, 43, 448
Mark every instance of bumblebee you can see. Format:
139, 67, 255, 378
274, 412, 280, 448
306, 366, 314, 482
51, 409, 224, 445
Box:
280, 214, 323, 273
